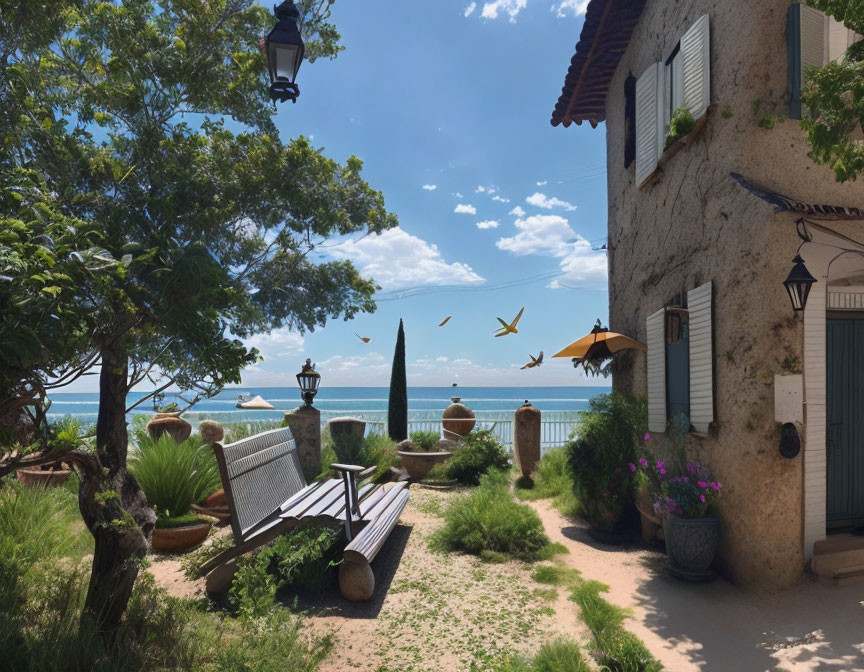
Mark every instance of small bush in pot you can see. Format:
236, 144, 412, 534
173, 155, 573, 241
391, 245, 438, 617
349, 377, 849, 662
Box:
408, 430, 440, 452
445, 429, 510, 486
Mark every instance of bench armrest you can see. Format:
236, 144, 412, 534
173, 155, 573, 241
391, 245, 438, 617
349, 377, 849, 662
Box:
331, 464, 377, 479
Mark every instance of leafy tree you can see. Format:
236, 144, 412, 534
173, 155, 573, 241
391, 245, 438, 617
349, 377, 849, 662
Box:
388, 319, 407, 441
801, 1, 864, 182
0, 0, 396, 639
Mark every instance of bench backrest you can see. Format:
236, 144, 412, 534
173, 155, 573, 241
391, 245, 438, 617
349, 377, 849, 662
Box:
212, 426, 307, 542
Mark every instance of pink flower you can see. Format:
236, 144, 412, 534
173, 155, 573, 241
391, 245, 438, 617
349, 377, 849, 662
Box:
686, 463, 695, 474
639, 457, 648, 467
659, 468, 667, 476
644, 433, 651, 442
697, 481, 708, 489
699, 495, 706, 503
656, 460, 664, 469
710, 482, 721, 491
628, 462, 636, 472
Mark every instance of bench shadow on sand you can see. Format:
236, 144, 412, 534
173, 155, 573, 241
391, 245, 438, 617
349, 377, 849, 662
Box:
276, 524, 413, 620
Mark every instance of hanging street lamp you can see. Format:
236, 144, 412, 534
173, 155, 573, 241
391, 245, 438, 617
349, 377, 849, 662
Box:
783, 255, 817, 312
265, 1, 305, 103
296, 358, 320, 407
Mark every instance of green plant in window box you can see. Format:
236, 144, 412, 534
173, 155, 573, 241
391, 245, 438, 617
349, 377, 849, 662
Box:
665, 105, 696, 149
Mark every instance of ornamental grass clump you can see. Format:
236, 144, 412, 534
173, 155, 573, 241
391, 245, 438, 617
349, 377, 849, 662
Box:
445, 429, 510, 486
434, 470, 550, 561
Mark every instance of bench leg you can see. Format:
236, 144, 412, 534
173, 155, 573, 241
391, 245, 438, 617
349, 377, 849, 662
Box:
205, 558, 239, 594
339, 557, 374, 602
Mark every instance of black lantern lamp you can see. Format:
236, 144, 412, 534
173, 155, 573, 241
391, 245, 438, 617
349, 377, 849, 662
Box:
783, 254, 817, 312
265, 1, 305, 103
296, 358, 320, 407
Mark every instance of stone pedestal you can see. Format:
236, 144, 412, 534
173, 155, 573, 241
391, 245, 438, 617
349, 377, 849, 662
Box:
513, 401, 541, 478
284, 405, 321, 483
328, 417, 366, 463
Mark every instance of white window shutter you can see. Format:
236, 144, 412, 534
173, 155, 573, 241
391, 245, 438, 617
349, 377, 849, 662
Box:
687, 282, 714, 434
635, 63, 662, 187
828, 15, 849, 62
680, 14, 711, 119
646, 308, 666, 433
800, 4, 827, 83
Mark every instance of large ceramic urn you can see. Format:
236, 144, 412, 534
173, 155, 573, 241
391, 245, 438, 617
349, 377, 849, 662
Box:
442, 396, 475, 438
146, 412, 192, 444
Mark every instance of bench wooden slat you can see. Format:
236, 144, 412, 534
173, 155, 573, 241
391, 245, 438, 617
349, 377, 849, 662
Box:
279, 478, 343, 520
301, 483, 350, 519
344, 488, 410, 565
320, 482, 376, 520
360, 481, 409, 522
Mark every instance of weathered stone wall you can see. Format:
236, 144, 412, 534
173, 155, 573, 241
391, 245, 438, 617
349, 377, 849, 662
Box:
603, 0, 864, 589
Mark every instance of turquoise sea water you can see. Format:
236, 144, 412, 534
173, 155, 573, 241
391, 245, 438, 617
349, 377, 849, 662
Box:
47, 386, 611, 426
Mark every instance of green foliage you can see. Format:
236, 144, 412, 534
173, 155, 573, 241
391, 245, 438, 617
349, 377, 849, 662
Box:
434, 470, 550, 561
514, 447, 581, 517
229, 526, 342, 618
445, 429, 510, 486
567, 394, 647, 531
571, 581, 662, 672
531, 565, 580, 586
153, 511, 210, 529
128, 434, 221, 521
388, 319, 408, 441
800, 1, 864, 182
496, 641, 592, 672
409, 430, 440, 452
721, 105, 733, 119
358, 433, 400, 482
664, 106, 696, 148
182, 534, 237, 580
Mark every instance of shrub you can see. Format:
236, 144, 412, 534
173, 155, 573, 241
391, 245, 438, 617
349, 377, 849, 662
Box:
409, 430, 440, 452
495, 641, 590, 672
446, 429, 510, 486
434, 470, 550, 561
129, 434, 221, 522
665, 105, 696, 148
567, 393, 646, 531
358, 433, 400, 482
515, 447, 581, 517
571, 580, 662, 672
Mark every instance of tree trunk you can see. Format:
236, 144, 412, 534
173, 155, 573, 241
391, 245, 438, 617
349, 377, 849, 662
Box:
77, 342, 155, 642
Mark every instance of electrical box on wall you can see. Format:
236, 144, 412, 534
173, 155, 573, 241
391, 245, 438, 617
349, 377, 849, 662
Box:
774, 374, 804, 424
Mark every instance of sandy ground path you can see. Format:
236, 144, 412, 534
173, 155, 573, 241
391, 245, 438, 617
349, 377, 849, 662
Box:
302, 484, 592, 672
529, 499, 864, 672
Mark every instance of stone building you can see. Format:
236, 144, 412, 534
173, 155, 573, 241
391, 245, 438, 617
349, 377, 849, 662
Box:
552, 0, 864, 588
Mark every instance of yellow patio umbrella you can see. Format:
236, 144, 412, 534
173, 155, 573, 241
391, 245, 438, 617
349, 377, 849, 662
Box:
553, 322, 645, 376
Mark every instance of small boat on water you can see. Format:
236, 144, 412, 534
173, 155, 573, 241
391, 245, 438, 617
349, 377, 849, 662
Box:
235, 394, 275, 410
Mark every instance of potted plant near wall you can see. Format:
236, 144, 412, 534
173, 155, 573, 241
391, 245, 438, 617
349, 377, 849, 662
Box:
396, 430, 454, 481
129, 434, 221, 553
16, 416, 83, 487
634, 455, 722, 581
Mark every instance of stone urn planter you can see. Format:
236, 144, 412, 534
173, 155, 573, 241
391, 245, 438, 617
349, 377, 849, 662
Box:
397, 438, 453, 481
662, 515, 720, 581
151, 520, 212, 553
442, 397, 475, 438
17, 465, 71, 487
146, 412, 192, 444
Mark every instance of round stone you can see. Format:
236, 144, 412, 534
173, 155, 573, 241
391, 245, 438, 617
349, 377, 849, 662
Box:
339, 559, 375, 602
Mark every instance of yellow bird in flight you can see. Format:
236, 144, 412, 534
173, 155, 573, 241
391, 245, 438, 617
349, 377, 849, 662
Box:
438, 316, 453, 327
355, 333, 373, 344
494, 307, 525, 337
521, 351, 544, 369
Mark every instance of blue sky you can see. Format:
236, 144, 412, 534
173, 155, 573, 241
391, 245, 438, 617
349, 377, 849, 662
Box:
246, 0, 610, 388
67, 0, 611, 392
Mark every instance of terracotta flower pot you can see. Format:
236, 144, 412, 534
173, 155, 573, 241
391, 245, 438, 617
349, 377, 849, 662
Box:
397, 450, 452, 481
662, 515, 720, 581
146, 413, 192, 444
17, 467, 71, 488
151, 522, 212, 553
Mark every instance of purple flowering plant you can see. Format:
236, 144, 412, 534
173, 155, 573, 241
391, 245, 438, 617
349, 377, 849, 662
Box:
632, 430, 721, 518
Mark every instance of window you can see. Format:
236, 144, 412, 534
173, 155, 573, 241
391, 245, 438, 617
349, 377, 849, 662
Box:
646, 282, 714, 434
624, 73, 636, 168
635, 15, 711, 187
788, 3, 864, 119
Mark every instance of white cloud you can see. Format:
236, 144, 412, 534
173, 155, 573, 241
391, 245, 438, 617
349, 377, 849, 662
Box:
464, 2, 477, 16
476, 185, 486, 193
536, 180, 548, 186
526, 191, 577, 211
492, 195, 510, 203
245, 327, 305, 359
495, 214, 606, 288
509, 205, 526, 217
476, 220, 500, 230
480, 0, 527, 22
329, 228, 484, 290
453, 192, 464, 198
553, 0, 590, 18
454, 204, 477, 215
422, 184, 437, 191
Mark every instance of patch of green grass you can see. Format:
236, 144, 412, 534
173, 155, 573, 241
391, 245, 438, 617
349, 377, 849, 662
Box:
432, 470, 551, 561
409, 430, 440, 452
536, 542, 568, 561
514, 448, 582, 518
496, 640, 591, 672
155, 511, 212, 529
531, 565, 580, 586
531, 587, 558, 601
479, 549, 509, 564
571, 580, 662, 672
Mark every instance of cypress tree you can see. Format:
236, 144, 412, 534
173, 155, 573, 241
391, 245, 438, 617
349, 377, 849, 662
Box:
388, 319, 408, 441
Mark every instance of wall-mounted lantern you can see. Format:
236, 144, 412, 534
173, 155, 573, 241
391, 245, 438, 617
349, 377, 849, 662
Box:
783, 255, 817, 312
265, 1, 305, 103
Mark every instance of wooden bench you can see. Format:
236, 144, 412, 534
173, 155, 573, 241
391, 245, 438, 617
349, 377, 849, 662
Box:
198, 426, 409, 601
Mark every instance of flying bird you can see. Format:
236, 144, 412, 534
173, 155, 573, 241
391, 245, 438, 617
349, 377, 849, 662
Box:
521, 351, 544, 369
438, 316, 453, 327
494, 307, 525, 337
355, 333, 373, 344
